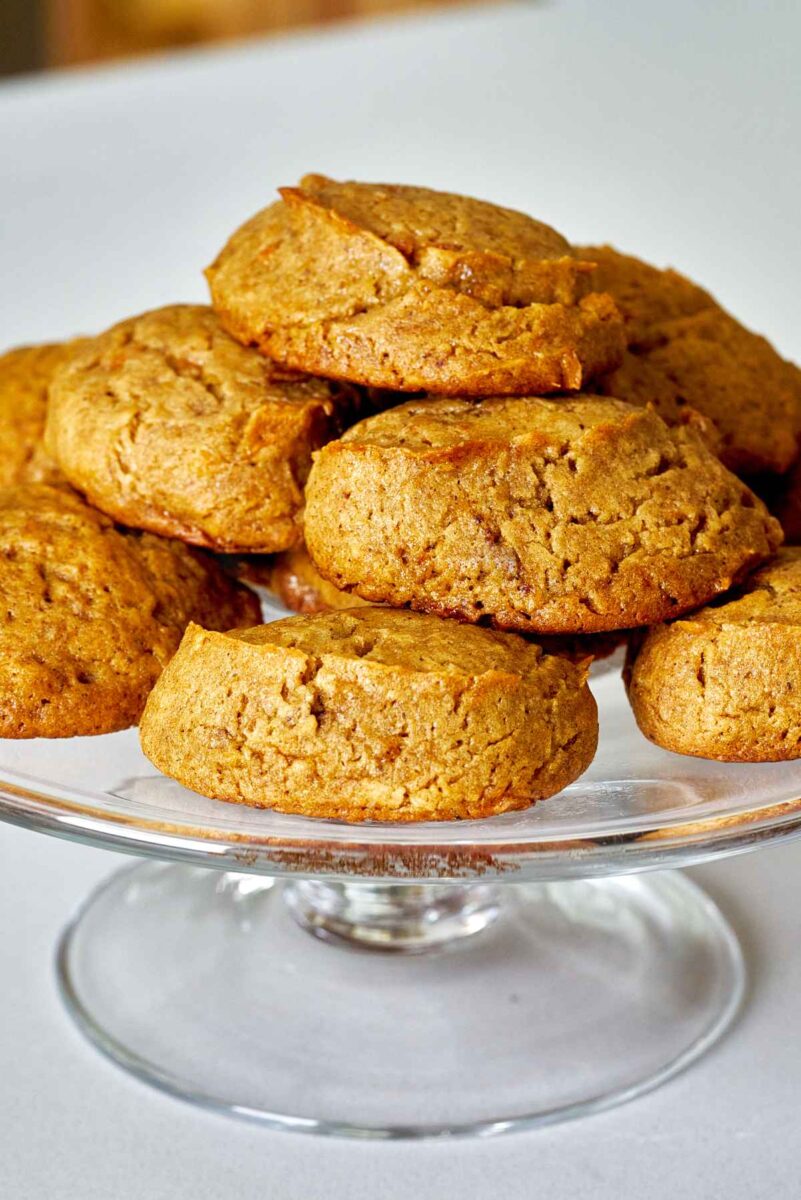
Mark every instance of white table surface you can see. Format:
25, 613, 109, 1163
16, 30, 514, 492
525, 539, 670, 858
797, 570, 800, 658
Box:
2, 0, 801, 1194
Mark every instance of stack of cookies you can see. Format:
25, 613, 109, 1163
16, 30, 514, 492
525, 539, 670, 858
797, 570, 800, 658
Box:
2, 175, 800, 822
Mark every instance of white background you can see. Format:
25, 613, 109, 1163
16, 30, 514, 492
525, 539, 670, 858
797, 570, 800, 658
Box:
1, 1, 801, 1194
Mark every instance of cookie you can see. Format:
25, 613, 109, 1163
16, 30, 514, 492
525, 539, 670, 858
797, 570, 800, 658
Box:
45, 305, 364, 554
207, 175, 625, 396
304, 394, 782, 635
0, 484, 261, 738
139, 608, 598, 822
625, 548, 801, 761
581, 246, 801, 475
0, 341, 82, 486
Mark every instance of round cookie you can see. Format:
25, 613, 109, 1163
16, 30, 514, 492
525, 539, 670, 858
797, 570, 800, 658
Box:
206, 175, 625, 396
0, 484, 261, 738
45, 305, 365, 554
0, 341, 83, 486
304, 394, 782, 635
625, 548, 801, 761
581, 246, 801, 475
139, 608, 598, 822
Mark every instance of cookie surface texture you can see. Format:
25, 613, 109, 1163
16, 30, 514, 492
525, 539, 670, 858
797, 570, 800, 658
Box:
582, 246, 801, 474
0, 342, 81, 486
236, 543, 624, 663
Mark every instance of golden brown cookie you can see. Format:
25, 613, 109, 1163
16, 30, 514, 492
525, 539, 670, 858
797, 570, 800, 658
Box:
207, 176, 625, 396
45, 305, 364, 554
304, 395, 782, 635
0, 341, 83, 486
581, 246, 801, 475
139, 608, 598, 822
625, 548, 801, 761
0, 484, 261, 738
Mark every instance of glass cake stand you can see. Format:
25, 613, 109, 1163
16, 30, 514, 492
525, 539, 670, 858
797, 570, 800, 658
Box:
1, 623, 800, 1139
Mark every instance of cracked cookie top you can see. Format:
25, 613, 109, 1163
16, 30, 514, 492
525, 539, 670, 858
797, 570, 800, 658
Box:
45, 304, 364, 553
625, 547, 801, 761
304, 394, 783, 634
0, 483, 261, 738
226, 605, 555, 674
206, 176, 625, 395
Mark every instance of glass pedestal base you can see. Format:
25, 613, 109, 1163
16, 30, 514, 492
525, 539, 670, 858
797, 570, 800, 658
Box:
56, 863, 744, 1138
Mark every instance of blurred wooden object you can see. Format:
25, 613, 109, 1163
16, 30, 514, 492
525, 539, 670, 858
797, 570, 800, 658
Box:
46, 0, 478, 65
3, 0, 45, 73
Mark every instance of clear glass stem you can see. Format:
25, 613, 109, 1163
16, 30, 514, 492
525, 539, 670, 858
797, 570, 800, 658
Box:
283, 879, 502, 952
